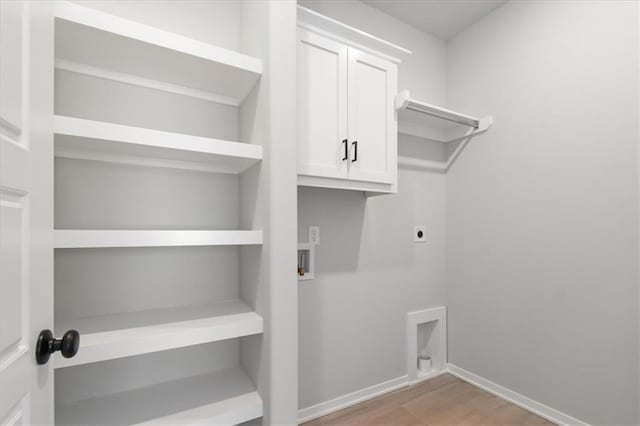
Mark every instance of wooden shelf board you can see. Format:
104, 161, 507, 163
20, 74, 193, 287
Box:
56, 367, 262, 425
55, 1, 262, 105
54, 116, 262, 174
55, 300, 263, 368
54, 230, 263, 249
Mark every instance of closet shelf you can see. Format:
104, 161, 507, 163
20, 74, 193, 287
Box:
54, 116, 262, 174
56, 367, 262, 425
54, 1, 262, 106
395, 90, 493, 143
55, 300, 263, 369
54, 230, 263, 249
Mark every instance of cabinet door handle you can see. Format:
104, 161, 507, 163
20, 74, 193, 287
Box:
352, 141, 358, 162
342, 139, 348, 161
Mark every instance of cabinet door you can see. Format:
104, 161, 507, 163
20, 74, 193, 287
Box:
347, 48, 397, 184
297, 29, 348, 179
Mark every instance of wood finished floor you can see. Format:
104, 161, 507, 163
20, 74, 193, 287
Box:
303, 374, 555, 426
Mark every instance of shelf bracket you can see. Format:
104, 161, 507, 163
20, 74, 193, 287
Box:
443, 117, 492, 170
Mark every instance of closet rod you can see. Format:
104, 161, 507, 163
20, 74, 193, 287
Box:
404, 103, 479, 128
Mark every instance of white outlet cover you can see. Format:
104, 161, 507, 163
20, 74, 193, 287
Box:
414, 226, 426, 242
309, 226, 320, 245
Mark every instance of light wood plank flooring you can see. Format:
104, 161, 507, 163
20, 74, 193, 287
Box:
303, 374, 554, 426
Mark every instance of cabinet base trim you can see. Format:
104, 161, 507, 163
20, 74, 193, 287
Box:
298, 175, 396, 195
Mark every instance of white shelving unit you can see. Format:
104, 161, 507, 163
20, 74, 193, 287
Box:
54, 116, 263, 174
54, 230, 263, 249
55, 300, 262, 368
54, 1, 262, 106
56, 367, 262, 425
52, 2, 271, 424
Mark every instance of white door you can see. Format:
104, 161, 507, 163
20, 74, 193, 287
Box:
297, 29, 349, 179
1, 2, 54, 424
346, 47, 397, 184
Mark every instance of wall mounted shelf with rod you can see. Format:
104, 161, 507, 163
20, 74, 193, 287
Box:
395, 90, 492, 144
395, 90, 493, 172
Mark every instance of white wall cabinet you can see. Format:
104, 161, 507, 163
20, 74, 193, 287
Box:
346, 48, 397, 186
296, 14, 401, 194
297, 30, 348, 181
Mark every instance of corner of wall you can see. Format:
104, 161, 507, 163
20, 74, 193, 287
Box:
240, 1, 299, 424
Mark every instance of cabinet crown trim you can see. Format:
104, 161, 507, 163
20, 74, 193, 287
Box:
297, 6, 411, 64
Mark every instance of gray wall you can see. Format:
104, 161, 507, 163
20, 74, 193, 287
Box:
69, 0, 242, 51
446, 1, 639, 424
297, 0, 448, 410
298, 170, 446, 408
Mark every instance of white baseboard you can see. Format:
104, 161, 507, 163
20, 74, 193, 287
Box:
298, 366, 589, 426
297, 375, 409, 424
407, 368, 448, 386
447, 364, 588, 426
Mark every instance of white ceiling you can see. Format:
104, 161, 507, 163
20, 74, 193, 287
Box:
362, 0, 506, 40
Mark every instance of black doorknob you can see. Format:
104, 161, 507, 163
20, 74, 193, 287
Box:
36, 329, 80, 365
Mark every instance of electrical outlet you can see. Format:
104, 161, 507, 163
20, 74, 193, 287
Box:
309, 226, 320, 245
414, 226, 426, 242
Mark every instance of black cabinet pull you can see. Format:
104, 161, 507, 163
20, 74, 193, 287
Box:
36, 329, 80, 365
352, 140, 358, 162
342, 139, 348, 161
